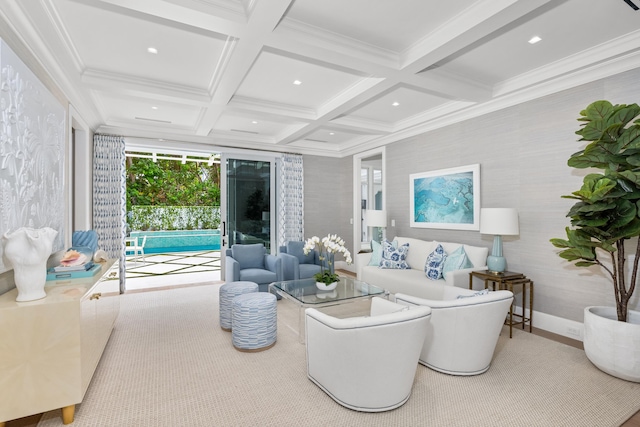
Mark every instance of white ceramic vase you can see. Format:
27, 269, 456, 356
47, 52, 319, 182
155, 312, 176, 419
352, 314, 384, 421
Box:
316, 281, 337, 291
2, 227, 58, 302
583, 306, 640, 382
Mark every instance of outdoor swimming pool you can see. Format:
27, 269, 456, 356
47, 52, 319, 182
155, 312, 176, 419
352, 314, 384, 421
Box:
129, 229, 221, 253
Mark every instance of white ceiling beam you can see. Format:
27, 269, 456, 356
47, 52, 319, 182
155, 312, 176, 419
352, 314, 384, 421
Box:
194, 0, 296, 136
402, 0, 556, 73
91, 0, 247, 37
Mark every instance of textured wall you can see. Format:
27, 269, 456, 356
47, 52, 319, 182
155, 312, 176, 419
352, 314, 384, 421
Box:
302, 155, 353, 258
0, 39, 66, 275
373, 68, 640, 322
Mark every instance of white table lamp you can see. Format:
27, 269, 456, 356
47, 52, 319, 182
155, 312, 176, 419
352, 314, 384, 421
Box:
365, 210, 387, 243
480, 208, 519, 273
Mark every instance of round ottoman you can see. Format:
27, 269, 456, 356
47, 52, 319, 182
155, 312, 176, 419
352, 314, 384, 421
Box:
219, 281, 259, 331
232, 292, 277, 352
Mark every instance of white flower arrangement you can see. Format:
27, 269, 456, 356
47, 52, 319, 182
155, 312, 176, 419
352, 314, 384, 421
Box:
303, 234, 353, 285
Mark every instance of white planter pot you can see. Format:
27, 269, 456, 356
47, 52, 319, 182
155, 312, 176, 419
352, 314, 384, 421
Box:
2, 227, 58, 302
583, 306, 640, 382
316, 281, 337, 291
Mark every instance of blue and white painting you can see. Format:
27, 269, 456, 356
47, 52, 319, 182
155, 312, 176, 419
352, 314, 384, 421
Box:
410, 164, 480, 230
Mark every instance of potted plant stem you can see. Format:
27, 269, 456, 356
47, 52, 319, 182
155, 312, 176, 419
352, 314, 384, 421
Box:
551, 100, 640, 382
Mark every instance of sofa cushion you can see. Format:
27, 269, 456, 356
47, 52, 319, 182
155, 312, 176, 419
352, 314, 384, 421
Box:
379, 241, 410, 269
395, 237, 437, 271
442, 246, 473, 279
369, 239, 397, 266
425, 244, 447, 280
231, 244, 265, 270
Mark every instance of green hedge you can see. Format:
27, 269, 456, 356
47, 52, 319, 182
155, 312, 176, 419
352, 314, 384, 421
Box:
129, 206, 220, 231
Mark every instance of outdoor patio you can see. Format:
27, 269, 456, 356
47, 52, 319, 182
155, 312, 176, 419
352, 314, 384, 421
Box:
124, 250, 222, 292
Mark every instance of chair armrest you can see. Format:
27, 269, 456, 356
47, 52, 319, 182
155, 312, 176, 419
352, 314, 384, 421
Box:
395, 290, 513, 309
279, 252, 299, 281
306, 303, 431, 329
225, 255, 239, 282
265, 254, 283, 280
370, 296, 410, 316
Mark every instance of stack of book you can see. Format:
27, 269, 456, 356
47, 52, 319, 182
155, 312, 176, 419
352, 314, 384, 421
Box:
47, 247, 101, 281
54, 248, 94, 272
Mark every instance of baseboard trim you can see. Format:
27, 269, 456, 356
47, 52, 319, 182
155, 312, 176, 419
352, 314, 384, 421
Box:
514, 306, 584, 341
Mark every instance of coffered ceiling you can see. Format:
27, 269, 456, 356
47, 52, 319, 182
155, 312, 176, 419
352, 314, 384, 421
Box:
1, 0, 639, 157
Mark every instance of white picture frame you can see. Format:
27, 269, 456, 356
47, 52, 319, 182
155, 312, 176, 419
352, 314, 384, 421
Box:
409, 164, 480, 230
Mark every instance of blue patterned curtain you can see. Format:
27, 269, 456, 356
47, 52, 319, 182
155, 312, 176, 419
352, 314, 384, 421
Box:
277, 153, 304, 247
93, 134, 126, 292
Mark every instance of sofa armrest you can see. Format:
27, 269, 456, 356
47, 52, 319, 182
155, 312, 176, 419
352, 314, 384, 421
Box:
356, 252, 373, 279
279, 252, 299, 281
444, 266, 487, 288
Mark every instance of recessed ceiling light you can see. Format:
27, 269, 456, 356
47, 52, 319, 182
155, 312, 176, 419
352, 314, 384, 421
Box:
528, 36, 542, 44
293, 80, 302, 85
147, 47, 158, 54
252, 121, 258, 124
392, 102, 400, 107
329, 132, 335, 136
151, 106, 158, 110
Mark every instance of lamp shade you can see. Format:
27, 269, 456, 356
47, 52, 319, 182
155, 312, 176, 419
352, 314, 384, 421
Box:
365, 210, 387, 228
480, 208, 519, 235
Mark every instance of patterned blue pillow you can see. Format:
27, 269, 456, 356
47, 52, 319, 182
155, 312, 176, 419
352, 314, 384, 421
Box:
442, 246, 473, 279
379, 241, 411, 269
457, 289, 490, 299
425, 244, 447, 280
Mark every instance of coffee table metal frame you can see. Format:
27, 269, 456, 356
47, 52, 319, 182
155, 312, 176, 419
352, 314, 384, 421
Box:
269, 276, 387, 343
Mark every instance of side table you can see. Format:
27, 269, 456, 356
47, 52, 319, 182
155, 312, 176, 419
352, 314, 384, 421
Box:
469, 270, 533, 338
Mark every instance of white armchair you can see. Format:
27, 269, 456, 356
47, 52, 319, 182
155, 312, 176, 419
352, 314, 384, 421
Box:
305, 297, 431, 412
395, 288, 513, 376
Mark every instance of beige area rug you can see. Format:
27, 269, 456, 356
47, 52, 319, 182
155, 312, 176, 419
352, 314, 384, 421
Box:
38, 284, 640, 427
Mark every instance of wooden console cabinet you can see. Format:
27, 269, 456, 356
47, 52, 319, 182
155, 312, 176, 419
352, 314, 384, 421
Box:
0, 260, 120, 425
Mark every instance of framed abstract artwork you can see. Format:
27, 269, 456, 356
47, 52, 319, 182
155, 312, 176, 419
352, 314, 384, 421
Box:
409, 164, 480, 230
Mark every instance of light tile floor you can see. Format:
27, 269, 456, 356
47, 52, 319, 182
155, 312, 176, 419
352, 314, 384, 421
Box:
124, 250, 222, 291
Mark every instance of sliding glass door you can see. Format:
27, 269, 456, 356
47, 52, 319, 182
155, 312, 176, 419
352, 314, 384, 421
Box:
220, 155, 276, 267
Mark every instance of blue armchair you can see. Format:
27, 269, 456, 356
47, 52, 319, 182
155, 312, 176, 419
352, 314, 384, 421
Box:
280, 241, 327, 281
225, 244, 282, 292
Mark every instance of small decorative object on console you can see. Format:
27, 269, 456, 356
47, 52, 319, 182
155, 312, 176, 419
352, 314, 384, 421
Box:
1, 227, 58, 302
303, 234, 353, 289
54, 246, 95, 272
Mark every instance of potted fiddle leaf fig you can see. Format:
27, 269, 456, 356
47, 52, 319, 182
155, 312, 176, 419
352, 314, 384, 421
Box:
550, 100, 640, 382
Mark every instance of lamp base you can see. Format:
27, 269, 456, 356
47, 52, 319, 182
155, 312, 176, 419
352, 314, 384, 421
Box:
487, 255, 506, 273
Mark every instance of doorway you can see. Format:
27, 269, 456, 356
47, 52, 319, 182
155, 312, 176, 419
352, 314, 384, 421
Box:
220, 154, 277, 279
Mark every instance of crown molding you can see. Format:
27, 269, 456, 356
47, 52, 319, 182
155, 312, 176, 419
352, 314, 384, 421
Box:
82, 68, 212, 104
494, 29, 640, 97
276, 18, 399, 69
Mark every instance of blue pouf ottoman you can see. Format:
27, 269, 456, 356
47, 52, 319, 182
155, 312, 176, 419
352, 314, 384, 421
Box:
232, 292, 277, 352
219, 281, 259, 331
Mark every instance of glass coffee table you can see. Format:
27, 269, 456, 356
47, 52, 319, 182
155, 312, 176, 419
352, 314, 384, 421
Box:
269, 276, 387, 343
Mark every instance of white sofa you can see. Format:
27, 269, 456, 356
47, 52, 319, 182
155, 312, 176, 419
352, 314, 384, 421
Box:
356, 236, 488, 298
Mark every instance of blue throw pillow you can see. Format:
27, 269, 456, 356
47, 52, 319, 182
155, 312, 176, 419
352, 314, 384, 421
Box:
379, 241, 410, 269
442, 246, 473, 279
369, 239, 397, 266
425, 244, 447, 280
457, 289, 490, 299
